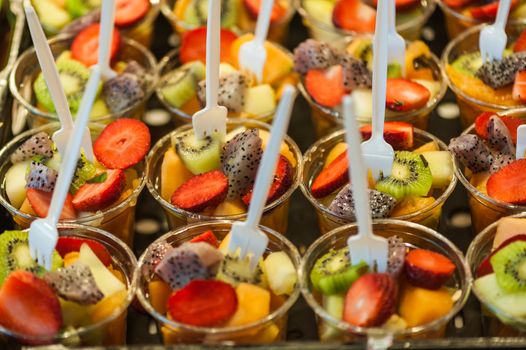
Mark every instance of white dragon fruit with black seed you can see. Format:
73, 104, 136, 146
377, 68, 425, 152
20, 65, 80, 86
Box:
293, 39, 339, 74
490, 152, 515, 174
487, 116, 516, 155
154, 245, 209, 289
340, 54, 372, 90
387, 236, 406, 277
124, 60, 153, 91
26, 160, 58, 192
184, 242, 223, 269
448, 134, 493, 173
220, 129, 263, 199
476, 52, 526, 89
141, 241, 171, 276
10, 132, 53, 163
44, 262, 104, 305
60, 10, 101, 36
328, 185, 397, 221
197, 72, 248, 112
103, 73, 145, 113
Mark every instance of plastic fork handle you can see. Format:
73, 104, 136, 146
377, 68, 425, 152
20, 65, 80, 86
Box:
516, 124, 526, 159
495, 0, 512, 29
343, 96, 373, 240
254, 0, 275, 45
371, 0, 389, 140
245, 85, 297, 228
46, 67, 101, 225
98, 0, 117, 79
388, 0, 396, 35
204, 0, 221, 108
25, 5, 74, 130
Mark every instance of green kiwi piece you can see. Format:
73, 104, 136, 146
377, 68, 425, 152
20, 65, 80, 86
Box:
66, 0, 100, 18
490, 241, 526, 292
347, 39, 373, 70
310, 248, 369, 295
451, 52, 483, 78
70, 153, 98, 194
160, 62, 205, 108
184, 0, 240, 28
387, 63, 402, 78
0, 231, 63, 285
175, 130, 222, 175
376, 151, 433, 200
216, 253, 267, 287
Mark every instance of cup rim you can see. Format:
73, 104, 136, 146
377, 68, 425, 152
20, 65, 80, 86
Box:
0, 122, 147, 224
434, 0, 526, 27
145, 118, 302, 222
0, 222, 138, 343
9, 34, 159, 123
300, 127, 458, 224
136, 219, 302, 334
299, 218, 472, 337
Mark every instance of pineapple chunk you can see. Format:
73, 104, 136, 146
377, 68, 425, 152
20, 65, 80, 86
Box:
263, 252, 297, 295
324, 142, 347, 168
421, 151, 453, 189
213, 198, 246, 216
227, 283, 271, 326
79, 244, 125, 297
243, 85, 276, 117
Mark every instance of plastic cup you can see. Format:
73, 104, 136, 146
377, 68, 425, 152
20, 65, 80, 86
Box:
0, 123, 146, 247
9, 34, 158, 130
160, 0, 295, 44
301, 128, 457, 234
466, 213, 526, 336
0, 223, 137, 347
299, 219, 471, 346
137, 220, 301, 345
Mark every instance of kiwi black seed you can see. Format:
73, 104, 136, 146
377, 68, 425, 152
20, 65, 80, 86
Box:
216, 253, 267, 287
490, 241, 526, 292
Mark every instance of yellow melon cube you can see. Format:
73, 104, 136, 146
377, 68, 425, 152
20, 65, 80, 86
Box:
149, 280, 173, 314
227, 283, 271, 327
90, 290, 127, 323
258, 129, 296, 167
213, 198, 246, 216
161, 148, 193, 201
399, 283, 453, 327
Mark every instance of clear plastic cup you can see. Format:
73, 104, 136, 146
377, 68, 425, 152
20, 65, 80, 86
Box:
466, 213, 526, 336
137, 220, 301, 345
299, 219, 471, 346
441, 23, 526, 129
146, 119, 302, 235
0, 223, 137, 347
0, 123, 146, 247
301, 128, 457, 234
9, 34, 158, 130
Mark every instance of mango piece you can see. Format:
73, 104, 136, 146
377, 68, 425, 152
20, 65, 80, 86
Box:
391, 196, 435, 217
213, 198, 246, 216
19, 198, 36, 215
469, 171, 490, 193
161, 148, 193, 201
174, 0, 192, 19
236, 323, 280, 343
219, 233, 231, 253
64, 252, 80, 267
276, 74, 299, 100
414, 141, 439, 154
494, 217, 526, 249
149, 280, 173, 314
258, 129, 296, 167
90, 290, 128, 323
399, 283, 453, 327
324, 143, 347, 168
227, 283, 271, 327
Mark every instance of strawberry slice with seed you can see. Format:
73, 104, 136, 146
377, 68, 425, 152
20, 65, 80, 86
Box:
487, 159, 526, 204
72, 169, 126, 212
114, 0, 150, 27
171, 170, 228, 213
305, 65, 345, 108
386, 78, 430, 112
71, 23, 120, 67
404, 249, 456, 289
311, 151, 349, 198
26, 188, 76, 220
55, 237, 112, 266
180, 27, 237, 65
332, 0, 376, 33
190, 230, 219, 248
360, 122, 414, 149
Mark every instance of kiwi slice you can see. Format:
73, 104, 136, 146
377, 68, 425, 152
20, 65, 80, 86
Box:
387, 63, 402, 79
66, 0, 100, 18
450, 52, 483, 78
160, 61, 205, 108
347, 39, 373, 70
0, 231, 63, 285
310, 248, 369, 295
184, 0, 239, 28
70, 153, 98, 194
216, 253, 267, 287
175, 130, 222, 175
376, 151, 433, 200
490, 241, 526, 292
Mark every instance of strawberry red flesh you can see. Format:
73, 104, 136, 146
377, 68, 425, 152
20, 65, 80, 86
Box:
26, 189, 77, 220
94, 118, 151, 169
114, 0, 150, 27
371, 0, 420, 10
243, 0, 287, 23
443, 0, 476, 8
55, 237, 112, 266
513, 70, 526, 102
475, 111, 524, 143
360, 122, 414, 149
469, 0, 518, 20
332, 0, 376, 33
180, 27, 238, 65
190, 230, 220, 248
386, 78, 430, 112
477, 234, 526, 277
487, 159, 526, 204
168, 279, 237, 326
311, 151, 349, 198
404, 249, 456, 289
71, 24, 120, 67
72, 169, 126, 212
514, 28, 526, 53
171, 170, 228, 213
305, 66, 345, 108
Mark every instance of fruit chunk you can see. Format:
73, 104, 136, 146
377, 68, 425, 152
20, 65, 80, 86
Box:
243, 0, 286, 23
213, 198, 246, 216
160, 148, 193, 201
398, 283, 453, 327
385, 78, 430, 112
414, 141, 439, 154
311, 151, 349, 198
149, 280, 172, 314
44, 263, 104, 305
478, 234, 526, 277
421, 151, 454, 189
264, 252, 297, 296
34, 0, 72, 31
56, 237, 111, 266
404, 249, 456, 289
513, 70, 526, 102
154, 244, 209, 289
475, 111, 524, 144
27, 188, 77, 220
390, 196, 435, 217
329, 186, 397, 221
190, 230, 219, 247
216, 253, 267, 287
325, 143, 347, 168
332, 0, 376, 33
474, 273, 526, 318
5, 161, 30, 209
114, 0, 150, 27
360, 122, 414, 149
490, 241, 526, 292
494, 217, 526, 249
305, 66, 345, 108
71, 24, 120, 67
72, 169, 126, 212
175, 131, 222, 175
227, 283, 270, 326
243, 84, 276, 116
170, 170, 228, 212
476, 52, 526, 89
487, 159, 526, 204
78, 244, 126, 297
180, 27, 238, 64
90, 289, 127, 325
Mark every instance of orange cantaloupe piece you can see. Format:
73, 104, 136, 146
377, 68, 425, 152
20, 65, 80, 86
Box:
161, 148, 193, 201
227, 283, 271, 327
398, 283, 454, 327
149, 280, 173, 314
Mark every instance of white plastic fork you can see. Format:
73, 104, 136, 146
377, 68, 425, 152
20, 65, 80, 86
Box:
343, 95, 388, 273
98, 0, 117, 79
227, 85, 297, 271
238, 0, 274, 82
479, 0, 512, 63
387, 0, 405, 76
361, 0, 394, 180
25, 4, 95, 162
516, 124, 526, 159
192, 0, 227, 140
28, 66, 101, 271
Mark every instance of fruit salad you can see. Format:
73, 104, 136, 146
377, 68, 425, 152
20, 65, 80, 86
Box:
297, 0, 436, 43
0, 225, 136, 346
301, 122, 456, 233
146, 119, 301, 234
300, 220, 469, 342
443, 24, 526, 128
0, 119, 150, 247
157, 27, 295, 124
137, 221, 300, 344
294, 38, 445, 137
162, 0, 295, 43
10, 30, 157, 129
448, 110, 526, 233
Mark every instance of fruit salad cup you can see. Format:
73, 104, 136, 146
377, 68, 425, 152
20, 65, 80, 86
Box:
156, 27, 296, 126
0, 120, 150, 247
10, 32, 158, 130
0, 223, 137, 347
146, 119, 301, 234
161, 0, 295, 44
299, 219, 471, 344
442, 23, 526, 129
297, 0, 436, 43
302, 125, 457, 234
137, 220, 301, 344
31, 0, 160, 48
295, 37, 446, 138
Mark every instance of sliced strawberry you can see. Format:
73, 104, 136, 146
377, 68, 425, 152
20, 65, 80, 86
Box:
311, 151, 349, 198
55, 237, 112, 266
343, 273, 398, 327
180, 27, 238, 65
514, 28, 526, 52
386, 78, 430, 112
242, 155, 293, 205
115, 0, 150, 27
332, 0, 376, 33
190, 230, 219, 248
243, 0, 287, 23
371, 0, 420, 11
171, 170, 228, 213
443, 0, 475, 8
26, 189, 77, 220
71, 23, 120, 67
0, 271, 62, 339
477, 234, 526, 277
487, 159, 526, 204
513, 70, 526, 102
305, 65, 345, 108
470, 0, 518, 20
94, 118, 151, 169
474, 111, 524, 143
72, 169, 126, 212
404, 249, 456, 289
360, 122, 414, 149
168, 279, 237, 326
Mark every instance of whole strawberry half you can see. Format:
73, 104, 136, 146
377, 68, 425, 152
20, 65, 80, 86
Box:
332, 0, 376, 33
404, 249, 456, 289
487, 159, 526, 205
386, 78, 430, 112
360, 122, 414, 149
305, 65, 345, 108
72, 169, 126, 212
26, 188, 76, 220
171, 170, 228, 213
